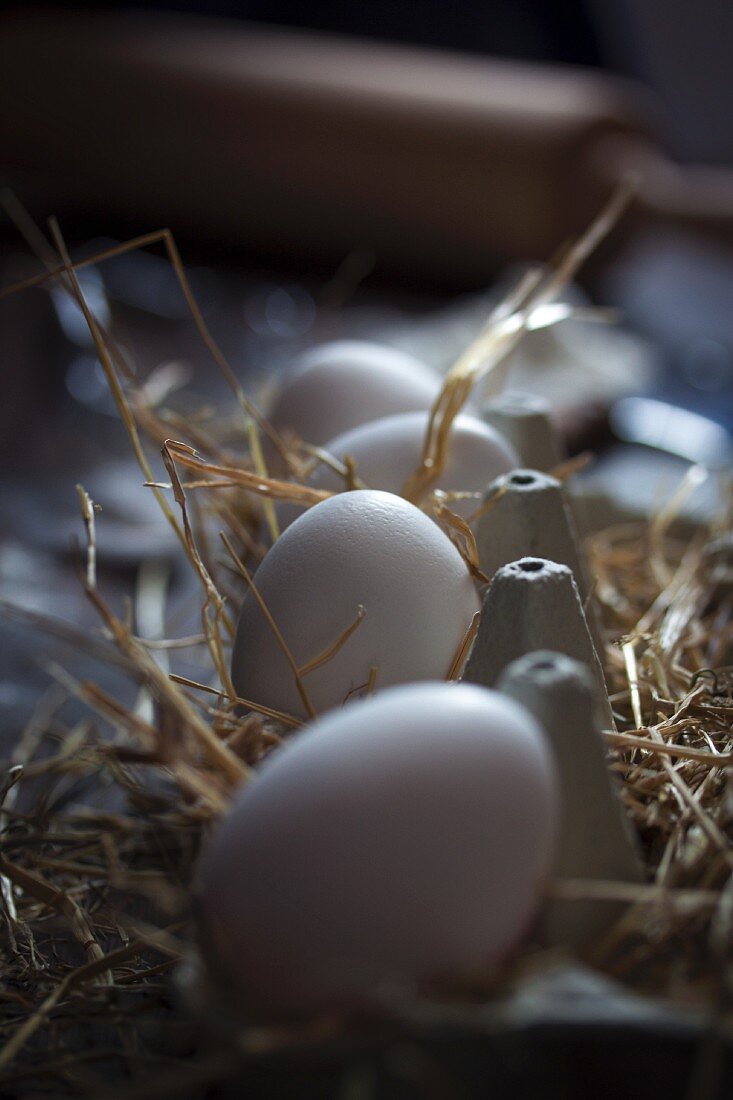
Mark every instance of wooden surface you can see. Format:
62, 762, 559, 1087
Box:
0, 9, 647, 283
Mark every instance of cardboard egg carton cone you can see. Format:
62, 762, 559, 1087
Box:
482, 393, 563, 473
462, 557, 614, 731
498, 651, 644, 949
476, 468, 605, 655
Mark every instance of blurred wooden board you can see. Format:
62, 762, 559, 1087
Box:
0, 9, 647, 283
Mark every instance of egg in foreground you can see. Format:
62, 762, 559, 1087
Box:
196, 681, 559, 1016
231, 490, 480, 720
268, 340, 442, 446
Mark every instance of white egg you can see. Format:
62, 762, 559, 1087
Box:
196, 681, 559, 1016
231, 490, 479, 720
268, 341, 442, 446
294, 411, 518, 525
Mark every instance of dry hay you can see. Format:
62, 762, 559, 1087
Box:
1, 185, 732, 1097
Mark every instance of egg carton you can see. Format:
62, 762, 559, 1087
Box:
175, 394, 731, 1097
175, 960, 726, 1099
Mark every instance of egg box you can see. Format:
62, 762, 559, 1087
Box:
4, 196, 732, 1096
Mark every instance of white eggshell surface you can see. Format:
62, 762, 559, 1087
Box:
231, 490, 479, 720
269, 340, 442, 446
308, 412, 518, 520
196, 681, 559, 1016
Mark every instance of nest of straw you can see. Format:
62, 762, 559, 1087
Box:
1, 187, 733, 1097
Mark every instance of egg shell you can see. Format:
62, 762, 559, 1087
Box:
268, 340, 442, 446
231, 490, 479, 720
286, 411, 518, 527
196, 681, 559, 1016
